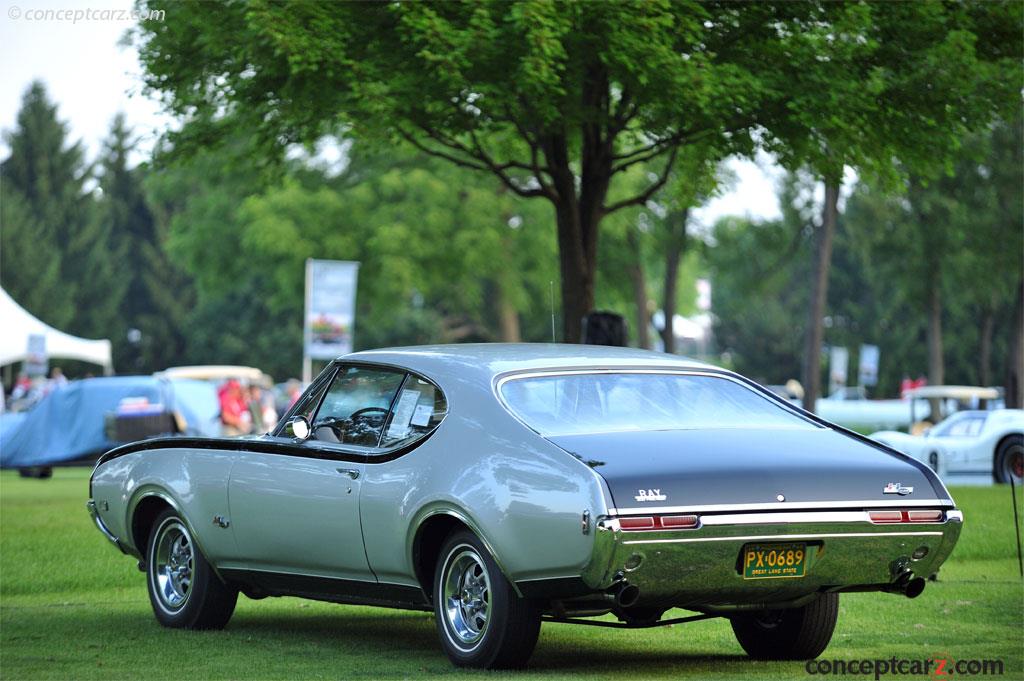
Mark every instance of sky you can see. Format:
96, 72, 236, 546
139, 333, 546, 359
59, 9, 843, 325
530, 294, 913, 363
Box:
0, 0, 785, 228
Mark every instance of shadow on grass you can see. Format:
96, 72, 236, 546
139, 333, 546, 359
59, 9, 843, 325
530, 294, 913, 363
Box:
228, 610, 442, 653
223, 611, 749, 672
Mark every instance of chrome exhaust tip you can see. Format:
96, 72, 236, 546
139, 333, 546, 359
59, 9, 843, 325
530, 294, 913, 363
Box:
613, 583, 641, 608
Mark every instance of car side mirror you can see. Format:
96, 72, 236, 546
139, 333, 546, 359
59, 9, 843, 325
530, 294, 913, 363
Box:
289, 416, 311, 441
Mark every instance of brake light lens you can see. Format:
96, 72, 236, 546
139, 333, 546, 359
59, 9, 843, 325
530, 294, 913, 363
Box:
868, 510, 904, 524
618, 515, 699, 531
869, 509, 944, 524
662, 515, 700, 528
618, 516, 656, 530
907, 510, 944, 523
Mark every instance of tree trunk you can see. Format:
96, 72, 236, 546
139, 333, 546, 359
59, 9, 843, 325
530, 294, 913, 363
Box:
495, 279, 521, 343
543, 119, 610, 343
660, 208, 689, 354
926, 272, 945, 387
552, 201, 595, 344
978, 307, 994, 386
625, 227, 650, 349
1006, 278, 1024, 409
801, 182, 839, 412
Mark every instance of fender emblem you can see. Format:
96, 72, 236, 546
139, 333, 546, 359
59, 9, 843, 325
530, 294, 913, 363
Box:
634, 489, 667, 502
883, 482, 914, 496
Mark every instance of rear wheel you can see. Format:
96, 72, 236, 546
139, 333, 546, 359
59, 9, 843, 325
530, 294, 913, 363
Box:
994, 435, 1023, 484
146, 508, 237, 629
730, 593, 839, 660
433, 530, 541, 669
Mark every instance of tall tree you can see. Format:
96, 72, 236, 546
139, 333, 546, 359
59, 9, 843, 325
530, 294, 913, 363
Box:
940, 120, 1022, 401
0, 81, 88, 328
706, 212, 809, 385
132, 1, 1021, 342
648, 151, 722, 354
801, 181, 840, 410
842, 120, 1023, 399
94, 115, 162, 369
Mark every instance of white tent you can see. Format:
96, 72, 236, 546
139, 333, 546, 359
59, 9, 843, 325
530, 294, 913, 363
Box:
0, 288, 113, 373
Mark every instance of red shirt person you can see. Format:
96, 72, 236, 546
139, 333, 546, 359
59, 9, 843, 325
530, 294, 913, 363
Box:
218, 380, 252, 436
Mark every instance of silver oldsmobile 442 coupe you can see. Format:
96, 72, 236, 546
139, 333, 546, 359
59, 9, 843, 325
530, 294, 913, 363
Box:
88, 344, 963, 669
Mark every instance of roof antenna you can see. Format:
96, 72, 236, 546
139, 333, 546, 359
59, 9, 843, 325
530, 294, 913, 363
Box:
549, 280, 556, 343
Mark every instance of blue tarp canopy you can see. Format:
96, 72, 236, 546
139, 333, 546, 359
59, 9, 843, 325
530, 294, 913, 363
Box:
0, 376, 221, 468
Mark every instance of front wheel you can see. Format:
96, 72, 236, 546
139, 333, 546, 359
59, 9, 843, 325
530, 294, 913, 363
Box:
730, 593, 839, 660
994, 435, 1023, 484
433, 530, 541, 669
146, 508, 238, 629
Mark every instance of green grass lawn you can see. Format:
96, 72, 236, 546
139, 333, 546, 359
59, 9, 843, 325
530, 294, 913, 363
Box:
1, 469, 1021, 680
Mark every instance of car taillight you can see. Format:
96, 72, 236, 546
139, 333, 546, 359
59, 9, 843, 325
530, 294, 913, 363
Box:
619, 516, 656, 530
907, 510, 944, 523
869, 509, 944, 524
618, 515, 699, 531
661, 514, 700, 528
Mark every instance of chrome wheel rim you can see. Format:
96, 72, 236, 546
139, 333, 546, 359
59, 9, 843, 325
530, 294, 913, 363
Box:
152, 519, 194, 611
442, 547, 491, 648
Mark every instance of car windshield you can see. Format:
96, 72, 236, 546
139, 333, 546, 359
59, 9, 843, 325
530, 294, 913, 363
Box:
500, 372, 818, 437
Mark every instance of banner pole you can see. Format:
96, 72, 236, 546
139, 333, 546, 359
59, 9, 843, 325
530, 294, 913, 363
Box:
303, 258, 312, 383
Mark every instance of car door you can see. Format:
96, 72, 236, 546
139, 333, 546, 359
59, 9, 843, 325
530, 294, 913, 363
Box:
933, 413, 988, 473
226, 364, 407, 579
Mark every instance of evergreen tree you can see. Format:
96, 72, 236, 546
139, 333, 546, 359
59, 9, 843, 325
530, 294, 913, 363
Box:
93, 114, 157, 368
0, 81, 87, 328
0, 188, 68, 324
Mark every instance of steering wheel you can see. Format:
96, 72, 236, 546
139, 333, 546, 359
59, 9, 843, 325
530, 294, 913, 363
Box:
349, 407, 389, 421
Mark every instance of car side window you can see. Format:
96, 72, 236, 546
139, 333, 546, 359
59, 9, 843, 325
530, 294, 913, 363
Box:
380, 374, 448, 449
280, 377, 331, 438
311, 366, 406, 447
943, 415, 986, 437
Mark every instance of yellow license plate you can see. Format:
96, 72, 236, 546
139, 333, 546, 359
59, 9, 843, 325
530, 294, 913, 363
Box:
742, 543, 807, 579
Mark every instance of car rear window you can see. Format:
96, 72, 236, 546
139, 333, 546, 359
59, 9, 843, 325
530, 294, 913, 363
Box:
499, 372, 817, 437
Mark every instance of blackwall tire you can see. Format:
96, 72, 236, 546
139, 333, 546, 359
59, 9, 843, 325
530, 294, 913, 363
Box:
994, 435, 1023, 484
145, 508, 237, 630
731, 592, 839, 660
433, 529, 541, 669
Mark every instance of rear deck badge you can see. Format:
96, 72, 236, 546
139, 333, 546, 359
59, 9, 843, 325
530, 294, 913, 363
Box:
883, 482, 914, 495
635, 489, 667, 502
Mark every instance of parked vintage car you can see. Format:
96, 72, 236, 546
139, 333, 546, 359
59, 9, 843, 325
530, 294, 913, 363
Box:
88, 345, 963, 668
2, 375, 222, 477
872, 409, 1024, 484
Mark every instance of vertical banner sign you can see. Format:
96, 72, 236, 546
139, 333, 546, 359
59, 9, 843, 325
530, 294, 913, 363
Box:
304, 259, 360, 383
858, 344, 880, 387
696, 279, 712, 311
828, 346, 849, 396
25, 333, 47, 377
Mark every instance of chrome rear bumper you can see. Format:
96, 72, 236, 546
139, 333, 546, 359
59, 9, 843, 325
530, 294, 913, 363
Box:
581, 508, 963, 608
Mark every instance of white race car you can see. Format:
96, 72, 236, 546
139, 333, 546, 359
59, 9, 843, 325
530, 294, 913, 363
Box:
871, 409, 1023, 484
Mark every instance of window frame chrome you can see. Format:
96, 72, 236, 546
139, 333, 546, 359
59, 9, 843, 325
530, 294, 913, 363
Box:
271, 359, 450, 463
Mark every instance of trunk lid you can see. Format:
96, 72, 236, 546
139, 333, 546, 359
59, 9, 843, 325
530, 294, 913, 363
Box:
548, 427, 945, 511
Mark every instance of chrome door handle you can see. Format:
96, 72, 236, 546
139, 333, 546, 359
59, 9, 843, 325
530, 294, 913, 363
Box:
337, 468, 360, 480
